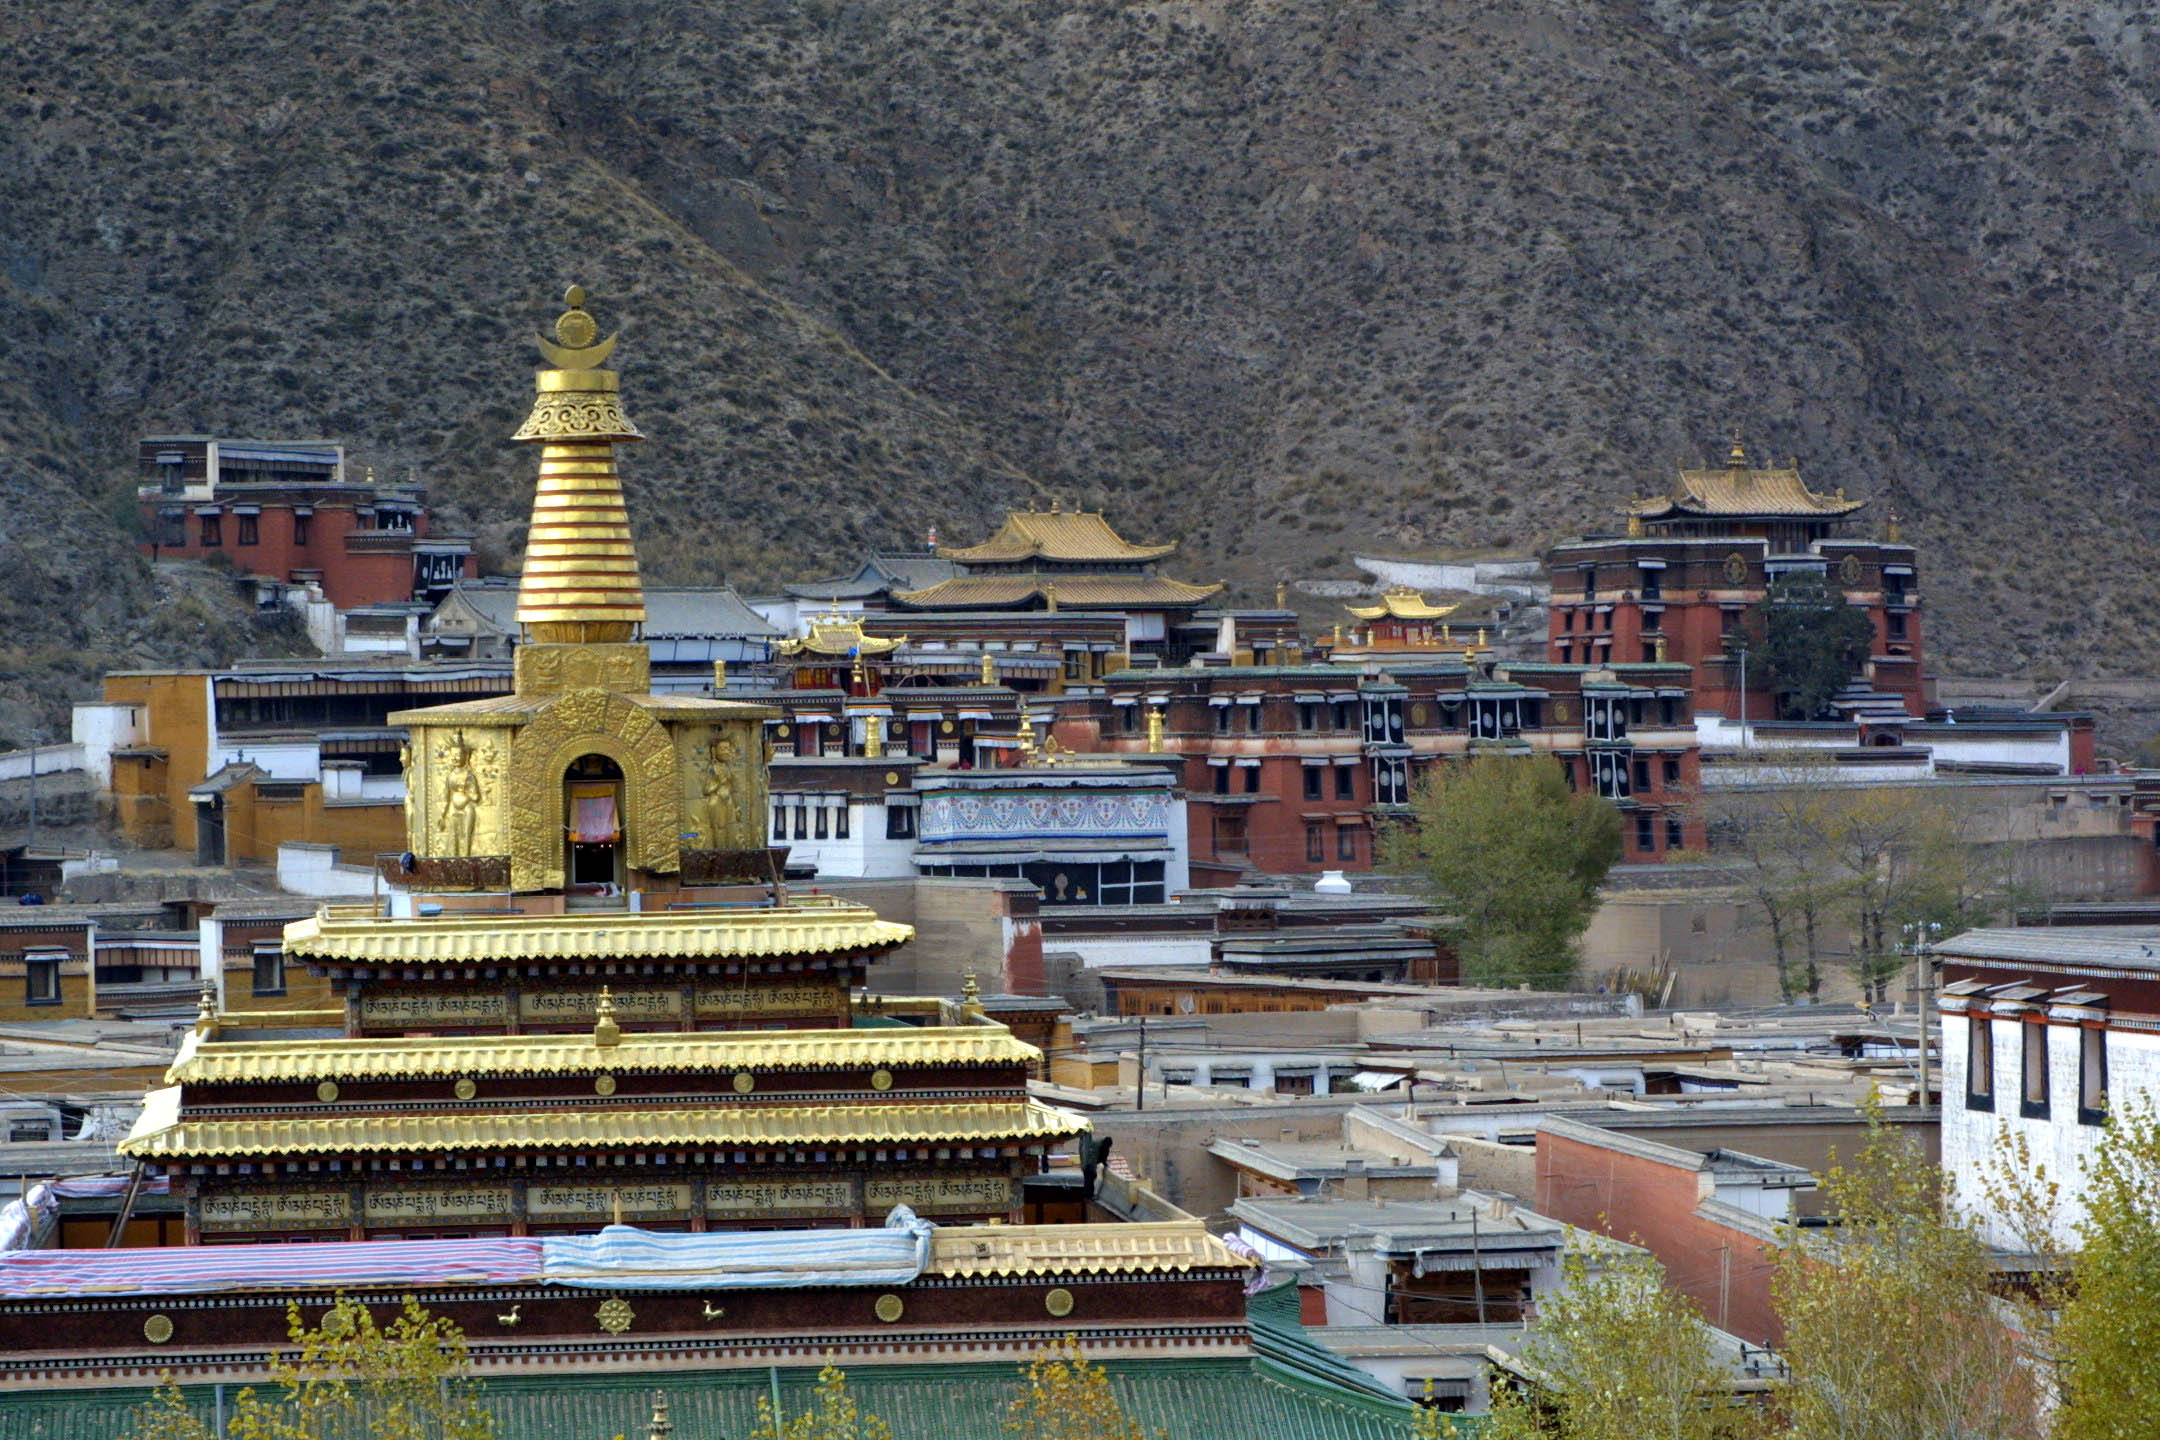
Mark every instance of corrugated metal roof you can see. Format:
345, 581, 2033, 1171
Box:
281, 904, 914, 964
169, 1025, 1039, 1084
121, 1096, 1087, 1159
1936, 926, 2160, 972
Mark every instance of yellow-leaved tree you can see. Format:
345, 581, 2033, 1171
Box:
1006, 1336, 1163, 1440
750, 1364, 893, 1440
1772, 1101, 2037, 1440
126, 1295, 493, 1440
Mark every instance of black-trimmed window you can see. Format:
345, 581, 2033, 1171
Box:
1302, 766, 1324, 802
1120, 705, 1139, 734
833, 801, 849, 840
2020, 1021, 2049, 1119
1338, 826, 1358, 863
773, 801, 787, 840
1213, 706, 1232, 734
237, 512, 259, 546
1298, 703, 1319, 732
1335, 766, 1356, 801
292, 511, 311, 546
1634, 812, 1655, 851
1306, 825, 1324, 863
885, 804, 915, 840
251, 944, 285, 997
2079, 1026, 2108, 1126
1663, 757, 1682, 786
199, 513, 222, 546
1241, 765, 1261, 795
1665, 815, 1684, 851
1966, 1015, 1995, 1111
792, 804, 808, 841
813, 804, 830, 840
1243, 704, 1264, 734
24, 954, 62, 1007
1634, 757, 1653, 793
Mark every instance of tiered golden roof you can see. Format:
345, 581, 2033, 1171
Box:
1345, 585, 1459, 622
166, 1025, 1040, 1084
121, 1093, 1087, 1159
894, 575, 1222, 609
1629, 439, 1865, 521
779, 612, 907, 659
940, 506, 1178, 565
283, 902, 912, 965
512, 285, 647, 642
926, 1221, 1252, 1277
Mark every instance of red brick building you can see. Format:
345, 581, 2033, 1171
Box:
138, 436, 474, 610
1544, 441, 1924, 726
1075, 658, 1704, 883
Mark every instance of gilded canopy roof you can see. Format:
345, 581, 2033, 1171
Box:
282, 902, 913, 965
1629, 443, 1865, 521
892, 576, 1223, 610
926, 1221, 1253, 1277
120, 1093, 1087, 1159
1345, 586, 1458, 622
940, 509, 1176, 565
166, 1025, 1039, 1085
779, 613, 906, 659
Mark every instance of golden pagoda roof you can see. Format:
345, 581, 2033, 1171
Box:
120, 1092, 1086, 1159
511, 286, 648, 636
779, 613, 906, 659
282, 901, 913, 966
926, 1221, 1253, 1277
1345, 585, 1458, 622
941, 508, 1176, 565
1629, 440, 1865, 521
166, 1025, 1038, 1085
892, 575, 1222, 610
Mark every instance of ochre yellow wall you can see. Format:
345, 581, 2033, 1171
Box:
103, 674, 212, 851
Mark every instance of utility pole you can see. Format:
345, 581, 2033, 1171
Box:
1135, 1015, 1146, 1113
1736, 645, 1751, 752
1910, 921, 1940, 1114
1470, 1206, 1487, 1325
26, 730, 38, 849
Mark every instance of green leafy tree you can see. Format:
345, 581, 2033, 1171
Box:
1745, 572, 1874, 721
126, 1295, 493, 1440
1381, 757, 1622, 989
1006, 1336, 1163, 1440
1772, 1101, 2037, 1440
750, 1364, 893, 1440
1480, 1250, 1749, 1440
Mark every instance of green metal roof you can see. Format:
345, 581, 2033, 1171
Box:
0, 1356, 1417, 1440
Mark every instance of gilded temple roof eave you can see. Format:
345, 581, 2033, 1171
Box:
281, 904, 915, 965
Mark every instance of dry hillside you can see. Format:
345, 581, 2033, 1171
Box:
1, 0, 2156, 740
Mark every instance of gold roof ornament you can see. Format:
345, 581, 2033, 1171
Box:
512, 284, 647, 644
980, 650, 997, 685
1888, 510, 1903, 543
193, 980, 218, 1037
647, 1392, 672, 1440
1346, 586, 1458, 622
962, 971, 985, 1019
593, 986, 621, 1047
779, 613, 905, 659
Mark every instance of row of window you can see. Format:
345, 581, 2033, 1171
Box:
771, 798, 859, 842
1966, 1014, 2107, 1125
1304, 824, 1361, 863
1207, 764, 1359, 802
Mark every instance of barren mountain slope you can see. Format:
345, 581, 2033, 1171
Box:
1, 0, 2155, 740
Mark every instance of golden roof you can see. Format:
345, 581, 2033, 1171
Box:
1629, 440, 1865, 521
779, 613, 906, 659
926, 1221, 1253, 1277
942, 508, 1176, 565
282, 901, 913, 965
167, 1025, 1039, 1085
892, 575, 1222, 610
120, 1092, 1087, 1160
511, 286, 647, 640
1345, 585, 1458, 622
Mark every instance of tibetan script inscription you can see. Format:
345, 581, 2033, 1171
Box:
200, 1190, 351, 1231
363, 1186, 515, 1224
528, 1183, 694, 1220
705, 1178, 858, 1218
865, 1175, 1016, 1215
519, 988, 683, 1021
694, 982, 842, 1017
359, 992, 509, 1026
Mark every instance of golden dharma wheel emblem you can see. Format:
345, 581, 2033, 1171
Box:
1044, 1288, 1075, 1318
874, 1293, 904, 1323
594, 1075, 618, 1097
143, 1313, 174, 1344
870, 1068, 894, 1092
596, 1297, 635, 1335
1410, 704, 1429, 727
316, 1081, 339, 1103
454, 1078, 478, 1101
732, 1071, 756, 1094
885, 772, 901, 786
1840, 553, 1863, 585
1723, 552, 1749, 584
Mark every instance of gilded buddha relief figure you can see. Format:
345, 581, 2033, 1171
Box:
435, 730, 487, 855
695, 737, 740, 846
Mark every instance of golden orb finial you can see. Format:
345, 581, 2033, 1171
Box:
534, 282, 617, 370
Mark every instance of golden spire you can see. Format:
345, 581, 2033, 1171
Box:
593, 985, 621, 1047
980, 650, 996, 685
512, 285, 646, 644
961, 971, 985, 1018
1728, 431, 1748, 468
647, 1392, 673, 1440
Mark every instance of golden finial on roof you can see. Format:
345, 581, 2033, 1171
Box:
594, 986, 621, 1047
1627, 513, 1643, 537
1275, 580, 1288, 609
364, 464, 376, 487
534, 284, 619, 371
1888, 510, 1903, 543
194, 979, 218, 1035
961, 971, 985, 1018
1728, 429, 1747, 467
980, 650, 996, 685
1048, 496, 1061, 513
1045, 581, 1059, 613
647, 1392, 673, 1440
1654, 634, 1668, 663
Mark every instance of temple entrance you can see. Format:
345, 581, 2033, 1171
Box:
564, 753, 625, 894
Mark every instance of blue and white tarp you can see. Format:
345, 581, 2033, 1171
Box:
541, 1207, 936, 1291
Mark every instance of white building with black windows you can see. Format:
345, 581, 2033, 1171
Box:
1935, 927, 2153, 1250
